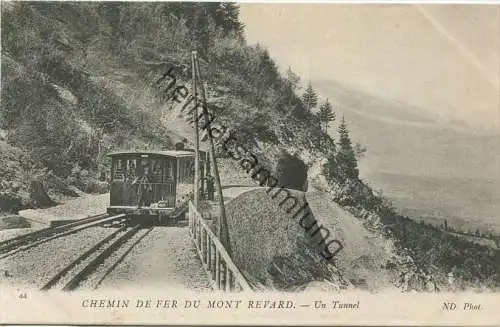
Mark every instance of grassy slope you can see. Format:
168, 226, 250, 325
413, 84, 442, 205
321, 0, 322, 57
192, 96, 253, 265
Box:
1, 3, 177, 210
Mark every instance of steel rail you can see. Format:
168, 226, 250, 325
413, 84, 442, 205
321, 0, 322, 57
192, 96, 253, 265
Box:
62, 224, 142, 291
40, 225, 129, 291
93, 226, 154, 289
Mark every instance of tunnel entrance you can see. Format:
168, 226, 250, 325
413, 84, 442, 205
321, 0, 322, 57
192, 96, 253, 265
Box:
275, 150, 308, 192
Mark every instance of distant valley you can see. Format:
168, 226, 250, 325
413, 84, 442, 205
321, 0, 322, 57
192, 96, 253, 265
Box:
364, 172, 500, 234
317, 79, 500, 234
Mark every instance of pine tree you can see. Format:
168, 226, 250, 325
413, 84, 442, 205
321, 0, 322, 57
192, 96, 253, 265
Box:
336, 116, 359, 180
206, 2, 244, 37
216, 3, 244, 36
301, 81, 318, 112
317, 99, 336, 131
322, 153, 337, 184
167, 3, 243, 49
285, 66, 300, 91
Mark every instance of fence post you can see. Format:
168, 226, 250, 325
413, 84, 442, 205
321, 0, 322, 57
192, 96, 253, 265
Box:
201, 229, 206, 264
225, 265, 231, 291
215, 252, 221, 290
188, 201, 251, 292
211, 242, 216, 279
207, 235, 211, 270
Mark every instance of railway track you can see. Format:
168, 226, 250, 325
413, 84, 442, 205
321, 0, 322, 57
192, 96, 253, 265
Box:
0, 213, 108, 248
0, 213, 128, 259
41, 225, 154, 291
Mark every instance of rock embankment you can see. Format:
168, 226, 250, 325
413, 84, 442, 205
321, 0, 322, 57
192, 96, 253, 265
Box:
223, 187, 408, 292
225, 188, 348, 292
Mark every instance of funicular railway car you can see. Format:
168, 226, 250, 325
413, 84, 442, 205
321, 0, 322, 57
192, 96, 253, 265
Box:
106, 150, 207, 221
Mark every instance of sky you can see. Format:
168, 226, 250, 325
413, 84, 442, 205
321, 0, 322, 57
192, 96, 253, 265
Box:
239, 4, 499, 131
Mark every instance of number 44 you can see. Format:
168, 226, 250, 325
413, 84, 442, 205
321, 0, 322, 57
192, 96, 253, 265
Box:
19, 292, 27, 299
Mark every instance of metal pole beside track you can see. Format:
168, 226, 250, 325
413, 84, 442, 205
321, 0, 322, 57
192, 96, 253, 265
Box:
192, 52, 232, 257
192, 51, 200, 208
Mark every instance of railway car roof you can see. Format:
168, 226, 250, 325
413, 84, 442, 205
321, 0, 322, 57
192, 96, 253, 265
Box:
107, 150, 202, 158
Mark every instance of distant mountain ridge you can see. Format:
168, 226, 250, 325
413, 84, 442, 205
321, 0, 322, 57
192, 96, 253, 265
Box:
316, 79, 499, 179
317, 79, 498, 135
316, 78, 500, 234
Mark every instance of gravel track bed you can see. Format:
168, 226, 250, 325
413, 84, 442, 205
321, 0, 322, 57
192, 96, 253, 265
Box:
99, 226, 212, 291
48, 226, 132, 290
19, 194, 110, 227
0, 226, 118, 289
79, 227, 154, 290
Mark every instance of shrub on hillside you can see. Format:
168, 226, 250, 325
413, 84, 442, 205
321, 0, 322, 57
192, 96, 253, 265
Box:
0, 192, 23, 213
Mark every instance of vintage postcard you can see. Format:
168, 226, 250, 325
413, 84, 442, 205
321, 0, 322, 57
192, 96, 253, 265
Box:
0, 1, 499, 326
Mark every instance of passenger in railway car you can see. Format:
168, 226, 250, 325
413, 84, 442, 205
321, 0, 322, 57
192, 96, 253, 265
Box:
127, 161, 137, 181
132, 165, 153, 208
152, 162, 163, 183
164, 161, 174, 181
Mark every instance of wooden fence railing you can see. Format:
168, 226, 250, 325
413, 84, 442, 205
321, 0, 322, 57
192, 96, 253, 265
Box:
188, 201, 252, 292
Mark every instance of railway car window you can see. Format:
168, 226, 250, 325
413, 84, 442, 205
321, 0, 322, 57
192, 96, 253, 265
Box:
152, 161, 162, 183
127, 159, 137, 181
138, 158, 149, 176
114, 159, 125, 180
164, 160, 174, 180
